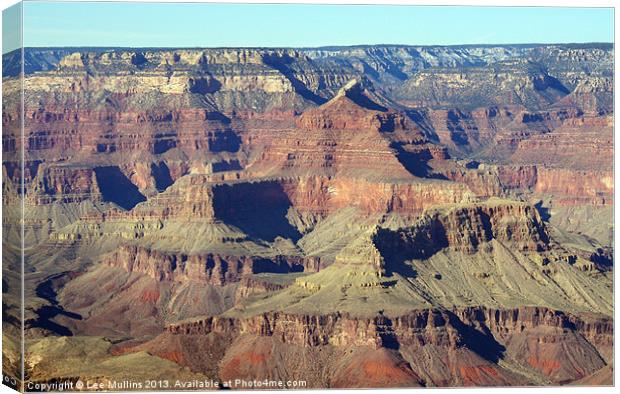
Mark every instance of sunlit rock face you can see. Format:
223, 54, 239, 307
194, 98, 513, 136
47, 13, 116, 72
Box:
2, 43, 613, 388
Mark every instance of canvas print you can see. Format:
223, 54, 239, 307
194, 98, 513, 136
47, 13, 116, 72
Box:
1, 1, 614, 391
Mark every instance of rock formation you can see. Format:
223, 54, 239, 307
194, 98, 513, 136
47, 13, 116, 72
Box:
2, 43, 613, 388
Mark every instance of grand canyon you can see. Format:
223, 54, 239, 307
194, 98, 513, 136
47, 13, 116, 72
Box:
1, 43, 614, 389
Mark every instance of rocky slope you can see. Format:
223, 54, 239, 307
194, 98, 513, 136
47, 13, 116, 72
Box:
159, 306, 611, 387
2, 43, 613, 388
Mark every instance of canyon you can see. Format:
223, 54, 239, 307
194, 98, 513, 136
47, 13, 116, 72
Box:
2, 43, 614, 388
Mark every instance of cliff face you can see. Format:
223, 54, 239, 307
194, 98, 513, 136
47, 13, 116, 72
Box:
28, 166, 102, 204
3, 45, 612, 197
395, 61, 570, 110
376, 200, 550, 258
165, 306, 612, 354
243, 79, 420, 181
162, 306, 611, 386
2, 43, 613, 388
103, 245, 320, 285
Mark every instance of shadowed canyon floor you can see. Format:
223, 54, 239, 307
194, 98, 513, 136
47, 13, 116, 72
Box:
2, 43, 614, 388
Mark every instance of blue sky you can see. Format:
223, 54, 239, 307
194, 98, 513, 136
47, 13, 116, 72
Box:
3, 2, 615, 53
2, 2, 21, 53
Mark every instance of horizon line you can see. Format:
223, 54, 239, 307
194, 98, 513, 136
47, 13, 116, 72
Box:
3, 41, 614, 55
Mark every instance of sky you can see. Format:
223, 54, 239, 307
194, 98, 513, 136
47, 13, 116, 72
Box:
2, 2, 615, 54
2, 2, 21, 54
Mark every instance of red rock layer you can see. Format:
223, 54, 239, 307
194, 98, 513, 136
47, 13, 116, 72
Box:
244, 93, 421, 180
428, 106, 520, 151
164, 306, 611, 385
534, 168, 613, 205
280, 176, 473, 216
5, 108, 240, 157
442, 165, 613, 206
329, 348, 424, 388
509, 117, 613, 171
28, 166, 101, 204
